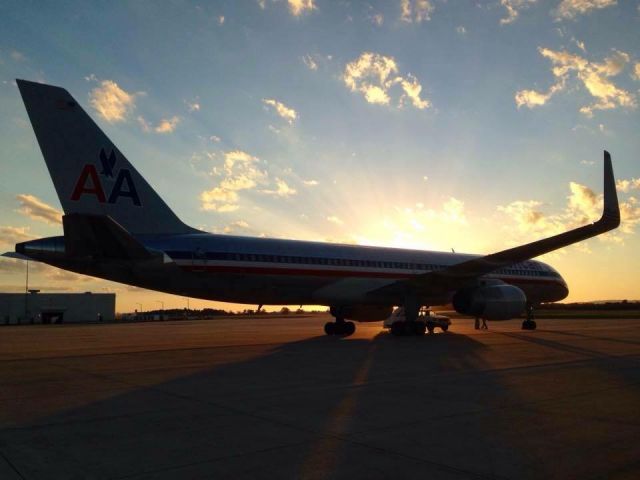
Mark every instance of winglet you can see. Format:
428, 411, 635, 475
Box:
601, 150, 620, 228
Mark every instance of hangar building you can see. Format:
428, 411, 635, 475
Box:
0, 292, 115, 324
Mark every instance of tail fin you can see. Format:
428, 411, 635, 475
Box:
17, 79, 196, 235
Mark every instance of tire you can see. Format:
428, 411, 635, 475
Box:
391, 321, 404, 336
403, 321, 416, 336
414, 322, 426, 336
324, 322, 335, 335
345, 321, 356, 336
427, 325, 435, 334
441, 325, 449, 332
522, 320, 537, 330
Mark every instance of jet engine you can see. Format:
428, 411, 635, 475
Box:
452, 284, 526, 320
331, 305, 393, 322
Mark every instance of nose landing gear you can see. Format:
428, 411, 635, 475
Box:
522, 304, 537, 330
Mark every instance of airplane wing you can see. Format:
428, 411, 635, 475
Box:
375, 151, 620, 295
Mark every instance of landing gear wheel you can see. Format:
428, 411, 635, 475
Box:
324, 322, 335, 335
427, 325, 435, 334
344, 321, 356, 336
325, 320, 356, 336
403, 321, 416, 336
441, 325, 449, 332
391, 321, 404, 336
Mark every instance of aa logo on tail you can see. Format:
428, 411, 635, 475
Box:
71, 148, 142, 206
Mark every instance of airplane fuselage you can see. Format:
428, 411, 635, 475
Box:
20, 232, 569, 312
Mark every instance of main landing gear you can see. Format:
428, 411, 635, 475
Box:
522, 304, 537, 330
324, 320, 355, 336
325, 307, 356, 336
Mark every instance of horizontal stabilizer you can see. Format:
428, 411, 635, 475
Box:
63, 213, 155, 260
1, 251, 36, 261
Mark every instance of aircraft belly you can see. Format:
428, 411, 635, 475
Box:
312, 277, 397, 304
178, 272, 336, 305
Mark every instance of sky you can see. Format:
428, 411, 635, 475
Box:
0, 0, 639, 312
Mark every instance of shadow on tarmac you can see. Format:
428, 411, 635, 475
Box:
1, 324, 640, 479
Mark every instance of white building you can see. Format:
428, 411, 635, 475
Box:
0, 292, 115, 324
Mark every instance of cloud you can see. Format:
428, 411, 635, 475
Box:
498, 179, 640, 245
302, 54, 318, 71
343, 52, 431, 110
0, 258, 31, 274
222, 220, 250, 234
400, 0, 434, 23
515, 81, 566, 108
262, 178, 297, 197
89, 80, 136, 123
16, 194, 62, 225
327, 216, 344, 225
515, 47, 636, 116
371, 13, 384, 26
303, 179, 319, 186
398, 198, 468, 227
633, 63, 640, 81
187, 101, 200, 112
288, 0, 316, 16
154, 116, 180, 133
499, 0, 537, 25
571, 37, 586, 52
201, 189, 240, 212
617, 178, 640, 193
200, 150, 267, 212
138, 115, 180, 134
263, 98, 297, 124
554, 0, 617, 20
456, 26, 466, 35
441, 198, 467, 224
218, 15, 225, 25
10, 50, 26, 62
0, 226, 35, 249
200, 149, 305, 212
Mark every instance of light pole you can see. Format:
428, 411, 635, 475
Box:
22, 259, 29, 325
156, 300, 164, 320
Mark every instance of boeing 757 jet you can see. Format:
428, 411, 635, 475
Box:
4, 80, 621, 336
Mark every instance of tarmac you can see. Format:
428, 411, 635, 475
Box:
1, 314, 639, 479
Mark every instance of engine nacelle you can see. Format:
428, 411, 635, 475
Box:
452, 284, 526, 320
331, 305, 393, 322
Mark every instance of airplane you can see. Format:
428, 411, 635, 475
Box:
4, 79, 621, 336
